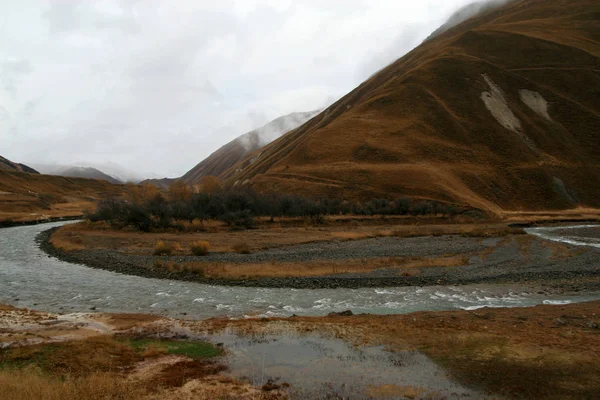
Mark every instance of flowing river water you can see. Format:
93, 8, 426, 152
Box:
1, 222, 599, 319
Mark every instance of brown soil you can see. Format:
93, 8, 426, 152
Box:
92, 314, 165, 331
150, 360, 228, 389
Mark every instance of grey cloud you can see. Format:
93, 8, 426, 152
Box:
43, 1, 140, 34
356, 26, 423, 81
1, 58, 33, 97
427, 0, 513, 39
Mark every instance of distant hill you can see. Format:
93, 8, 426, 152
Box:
0, 156, 39, 174
139, 177, 174, 190
220, 0, 600, 213
32, 162, 155, 184
32, 164, 123, 184
142, 110, 319, 189
181, 111, 320, 185
54, 167, 122, 185
0, 170, 125, 224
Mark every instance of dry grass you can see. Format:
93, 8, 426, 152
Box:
153, 241, 175, 256
0, 170, 127, 224
500, 208, 600, 224
0, 358, 280, 400
390, 224, 524, 238
0, 336, 141, 377
0, 306, 285, 400
49, 230, 86, 251
0, 369, 142, 400
51, 219, 525, 255
154, 254, 469, 279
190, 241, 210, 256
232, 241, 251, 254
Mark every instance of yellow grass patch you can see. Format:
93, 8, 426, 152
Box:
153, 241, 175, 256
190, 241, 210, 256
0, 370, 142, 400
154, 254, 469, 279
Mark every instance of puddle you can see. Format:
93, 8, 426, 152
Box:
207, 329, 490, 399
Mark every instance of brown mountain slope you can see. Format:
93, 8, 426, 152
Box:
0, 156, 39, 174
180, 111, 319, 185
221, 0, 600, 213
0, 170, 125, 223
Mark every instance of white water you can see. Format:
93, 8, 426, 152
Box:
0, 222, 598, 319
525, 224, 600, 248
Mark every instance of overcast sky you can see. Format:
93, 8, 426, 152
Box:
1, 0, 475, 178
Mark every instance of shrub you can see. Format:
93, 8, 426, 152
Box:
124, 203, 151, 232
181, 263, 205, 277
0, 219, 15, 228
190, 241, 210, 256
153, 241, 174, 256
220, 210, 255, 229
232, 241, 251, 254
87, 185, 477, 231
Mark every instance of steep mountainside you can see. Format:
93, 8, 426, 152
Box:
180, 111, 319, 185
221, 0, 600, 213
0, 156, 39, 174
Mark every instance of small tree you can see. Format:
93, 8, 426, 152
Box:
199, 176, 222, 194
168, 180, 191, 202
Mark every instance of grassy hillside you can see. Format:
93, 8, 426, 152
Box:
0, 170, 125, 223
221, 0, 600, 213
0, 156, 38, 174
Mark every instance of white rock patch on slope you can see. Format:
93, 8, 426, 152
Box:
481, 74, 522, 132
519, 89, 551, 121
480, 74, 539, 152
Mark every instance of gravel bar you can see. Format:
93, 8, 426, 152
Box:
38, 227, 600, 290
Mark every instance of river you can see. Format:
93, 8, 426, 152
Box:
1, 222, 598, 318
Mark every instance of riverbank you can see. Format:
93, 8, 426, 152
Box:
38, 224, 600, 291
0, 215, 82, 228
2, 301, 599, 399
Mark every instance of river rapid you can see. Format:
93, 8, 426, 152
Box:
1, 222, 598, 319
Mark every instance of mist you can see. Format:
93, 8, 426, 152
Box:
1, 0, 483, 179
427, 0, 513, 39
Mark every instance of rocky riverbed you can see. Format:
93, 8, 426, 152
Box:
38, 226, 600, 291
